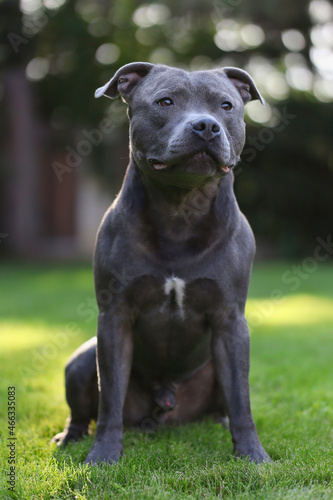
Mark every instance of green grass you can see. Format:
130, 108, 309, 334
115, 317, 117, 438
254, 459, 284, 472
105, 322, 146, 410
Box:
0, 261, 333, 499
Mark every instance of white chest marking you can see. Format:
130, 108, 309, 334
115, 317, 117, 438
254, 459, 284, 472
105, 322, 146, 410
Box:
164, 276, 186, 316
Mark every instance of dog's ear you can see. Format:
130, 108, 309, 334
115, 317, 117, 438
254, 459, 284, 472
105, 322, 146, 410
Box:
95, 62, 155, 101
223, 67, 265, 105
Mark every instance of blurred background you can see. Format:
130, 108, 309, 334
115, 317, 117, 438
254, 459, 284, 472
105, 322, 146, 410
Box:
0, 0, 332, 261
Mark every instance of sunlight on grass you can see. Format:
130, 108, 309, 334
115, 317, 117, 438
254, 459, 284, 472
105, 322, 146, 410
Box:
246, 294, 333, 328
1, 321, 85, 352
1, 322, 50, 351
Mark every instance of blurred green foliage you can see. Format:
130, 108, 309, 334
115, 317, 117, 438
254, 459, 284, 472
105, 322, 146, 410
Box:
1, 0, 332, 256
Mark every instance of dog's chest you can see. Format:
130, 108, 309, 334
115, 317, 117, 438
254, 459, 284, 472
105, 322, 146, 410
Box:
125, 275, 222, 379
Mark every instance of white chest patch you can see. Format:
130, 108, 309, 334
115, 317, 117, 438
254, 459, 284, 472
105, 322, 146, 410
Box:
164, 276, 186, 316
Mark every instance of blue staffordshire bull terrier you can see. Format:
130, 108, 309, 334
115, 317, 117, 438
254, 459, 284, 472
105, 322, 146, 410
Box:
52, 62, 271, 464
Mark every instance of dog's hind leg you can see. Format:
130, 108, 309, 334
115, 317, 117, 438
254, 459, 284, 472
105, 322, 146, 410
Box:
209, 377, 229, 429
52, 337, 98, 446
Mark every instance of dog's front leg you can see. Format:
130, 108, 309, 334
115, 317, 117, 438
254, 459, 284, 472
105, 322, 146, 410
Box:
85, 309, 133, 465
212, 312, 271, 462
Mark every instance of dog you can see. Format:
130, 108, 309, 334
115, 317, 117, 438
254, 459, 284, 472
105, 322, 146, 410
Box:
52, 62, 271, 464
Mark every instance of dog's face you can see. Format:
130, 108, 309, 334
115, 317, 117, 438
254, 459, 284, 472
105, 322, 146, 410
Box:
95, 63, 264, 189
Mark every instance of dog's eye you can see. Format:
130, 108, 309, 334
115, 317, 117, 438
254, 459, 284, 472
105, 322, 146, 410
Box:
157, 98, 174, 107
221, 101, 232, 110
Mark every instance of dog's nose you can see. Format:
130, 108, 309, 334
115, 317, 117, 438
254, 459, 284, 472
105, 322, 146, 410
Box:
191, 117, 221, 142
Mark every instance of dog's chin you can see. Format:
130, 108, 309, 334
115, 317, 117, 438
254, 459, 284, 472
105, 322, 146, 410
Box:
149, 152, 231, 175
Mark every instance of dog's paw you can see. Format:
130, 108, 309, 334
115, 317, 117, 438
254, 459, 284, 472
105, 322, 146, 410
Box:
212, 413, 229, 429
234, 444, 272, 463
51, 431, 67, 446
51, 422, 88, 446
85, 444, 123, 466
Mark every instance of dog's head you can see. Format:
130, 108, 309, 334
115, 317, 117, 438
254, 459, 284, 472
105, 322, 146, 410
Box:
95, 62, 264, 189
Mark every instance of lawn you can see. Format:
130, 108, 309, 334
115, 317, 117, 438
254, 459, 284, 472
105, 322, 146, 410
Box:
0, 262, 332, 499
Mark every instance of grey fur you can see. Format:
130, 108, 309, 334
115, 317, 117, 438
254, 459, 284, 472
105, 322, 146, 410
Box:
53, 63, 271, 465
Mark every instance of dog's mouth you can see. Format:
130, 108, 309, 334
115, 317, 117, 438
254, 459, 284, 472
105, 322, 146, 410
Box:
149, 152, 231, 174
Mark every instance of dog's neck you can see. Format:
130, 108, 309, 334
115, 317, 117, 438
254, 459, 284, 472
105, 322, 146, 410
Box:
141, 173, 221, 223
120, 159, 237, 246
